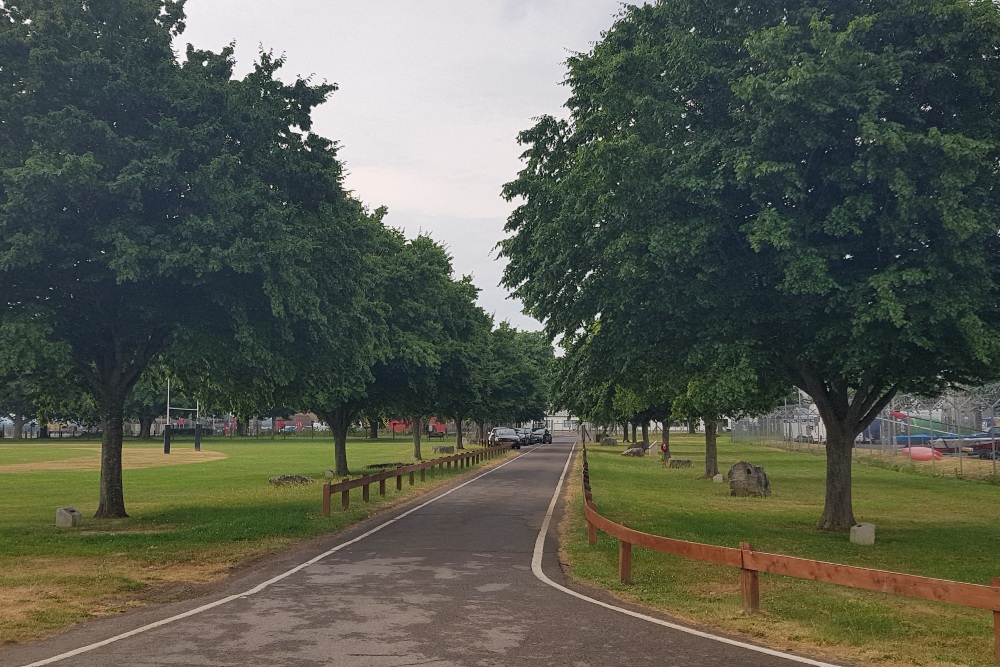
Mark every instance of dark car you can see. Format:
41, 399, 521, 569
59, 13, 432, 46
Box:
490, 428, 522, 449
532, 427, 552, 444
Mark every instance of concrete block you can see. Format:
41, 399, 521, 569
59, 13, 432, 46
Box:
850, 522, 875, 546
56, 507, 81, 528
432, 445, 455, 454
712, 473, 724, 483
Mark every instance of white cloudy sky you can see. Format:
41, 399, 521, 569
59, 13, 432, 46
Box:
180, 1, 629, 331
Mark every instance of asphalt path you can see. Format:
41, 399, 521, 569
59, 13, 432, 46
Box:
1, 435, 841, 667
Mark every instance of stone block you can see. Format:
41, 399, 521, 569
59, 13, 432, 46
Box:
850, 522, 876, 546
55, 507, 81, 528
713, 473, 724, 483
432, 445, 455, 454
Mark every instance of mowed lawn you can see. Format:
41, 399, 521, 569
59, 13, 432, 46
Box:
0, 435, 495, 645
563, 435, 1000, 667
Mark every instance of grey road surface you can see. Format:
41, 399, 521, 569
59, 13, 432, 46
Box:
1, 436, 839, 667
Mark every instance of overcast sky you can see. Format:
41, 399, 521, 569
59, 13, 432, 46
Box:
179, 1, 627, 332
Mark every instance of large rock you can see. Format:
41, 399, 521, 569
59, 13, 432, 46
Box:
727, 461, 772, 497
600, 437, 618, 446
432, 445, 455, 454
621, 446, 645, 457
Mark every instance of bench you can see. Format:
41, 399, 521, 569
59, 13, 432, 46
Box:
427, 430, 446, 439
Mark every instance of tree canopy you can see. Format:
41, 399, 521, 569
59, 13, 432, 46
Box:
501, 0, 1000, 530
0, 0, 369, 517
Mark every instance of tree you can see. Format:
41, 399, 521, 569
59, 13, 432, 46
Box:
0, 320, 76, 438
434, 298, 492, 450
0, 1, 366, 517
671, 348, 786, 478
501, 0, 1000, 530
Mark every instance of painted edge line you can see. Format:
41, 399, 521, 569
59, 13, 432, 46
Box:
530, 443, 842, 667
19, 448, 531, 667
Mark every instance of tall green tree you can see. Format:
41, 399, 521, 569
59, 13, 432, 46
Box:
501, 0, 1000, 530
0, 1, 366, 517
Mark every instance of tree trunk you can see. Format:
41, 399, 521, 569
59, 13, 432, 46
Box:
368, 417, 378, 440
321, 407, 353, 477
816, 425, 857, 531
139, 416, 154, 440
455, 414, 464, 449
477, 420, 486, 445
12, 416, 24, 440
631, 422, 637, 443
95, 383, 129, 518
622, 421, 629, 443
703, 420, 719, 478
412, 416, 423, 460
641, 421, 649, 447
688, 420, 696, 434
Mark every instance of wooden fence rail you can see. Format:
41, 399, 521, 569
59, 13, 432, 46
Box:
322, 444, 511, 516
579, 444, 1000, 665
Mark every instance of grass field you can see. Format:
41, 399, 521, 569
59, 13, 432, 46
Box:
561, 434, 1000, 667
0, 434, 496, 645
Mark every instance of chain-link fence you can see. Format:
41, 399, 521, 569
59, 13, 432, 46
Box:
732, 386, 1000, 481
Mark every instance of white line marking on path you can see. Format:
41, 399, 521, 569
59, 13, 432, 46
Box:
19, 449, 534, 667
530, 443, 842, 667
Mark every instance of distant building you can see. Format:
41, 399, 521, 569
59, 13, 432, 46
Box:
545, 410, 580, 432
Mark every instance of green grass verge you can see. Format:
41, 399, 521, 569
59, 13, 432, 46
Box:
563, 435, 1000, 667
0, 434, 495, 644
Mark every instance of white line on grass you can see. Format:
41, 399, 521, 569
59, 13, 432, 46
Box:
19, 448, 535, 667
530, 443, 842, 667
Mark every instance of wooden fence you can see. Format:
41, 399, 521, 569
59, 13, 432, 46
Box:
322, 444, 510, 516
580, 444, 1000, 665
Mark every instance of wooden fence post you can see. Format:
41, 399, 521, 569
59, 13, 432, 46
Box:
993, 577, 1000, 666
396, 473, 402, 491
619, 530, 632, 584
409, 471, 415, 486
379, 479, 386, 497
363, 483, 370, 503
341, 478, 350, 510
322, 482, 331, 518
421, 468, 426, 482
740, 542, 760, 614
587, 517, 597, 545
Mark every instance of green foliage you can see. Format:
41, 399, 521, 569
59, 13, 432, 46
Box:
501, 0, 1000, 529
0, 0, 368, 515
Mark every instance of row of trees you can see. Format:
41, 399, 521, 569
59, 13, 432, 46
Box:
0, 0, 551, 519
501, 0, 1000, 531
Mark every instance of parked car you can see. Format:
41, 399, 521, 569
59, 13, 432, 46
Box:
514, 428, 533, 445
490, 427, 522, 449
532, 428, 552, 444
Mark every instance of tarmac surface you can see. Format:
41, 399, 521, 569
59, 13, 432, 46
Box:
0, 435, 840, 667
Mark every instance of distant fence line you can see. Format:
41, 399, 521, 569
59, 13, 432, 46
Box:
734, 387, 1000, 481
